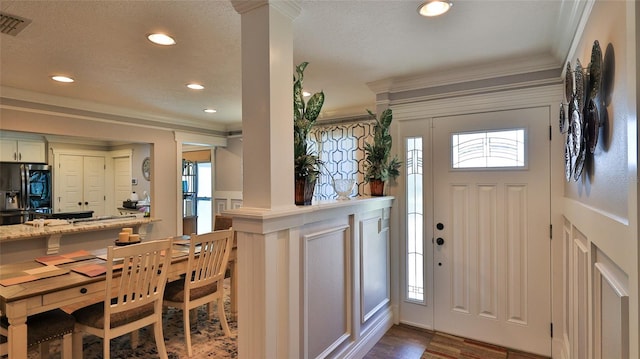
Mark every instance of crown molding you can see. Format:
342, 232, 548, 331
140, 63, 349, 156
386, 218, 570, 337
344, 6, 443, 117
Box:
391, 84, 563, 121
232, 0, 301, 19
0, 86, 227, 134
368, 52, 560, 95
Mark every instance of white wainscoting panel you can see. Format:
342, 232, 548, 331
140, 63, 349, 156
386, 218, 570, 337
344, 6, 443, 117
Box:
593, 246, 629, 359
562, 218, 572, 358
304, 224, 351, 359
571, 228, 589, 359
360, 215, 390, 323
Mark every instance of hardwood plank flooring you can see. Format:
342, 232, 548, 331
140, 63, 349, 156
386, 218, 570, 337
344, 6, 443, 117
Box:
364, 324, 550, 359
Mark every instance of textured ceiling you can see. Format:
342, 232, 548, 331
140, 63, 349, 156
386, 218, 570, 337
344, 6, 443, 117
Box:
0, 0, 584, 132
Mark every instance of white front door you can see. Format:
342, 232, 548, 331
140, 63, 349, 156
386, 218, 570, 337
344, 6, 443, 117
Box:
432, 107, 551, 356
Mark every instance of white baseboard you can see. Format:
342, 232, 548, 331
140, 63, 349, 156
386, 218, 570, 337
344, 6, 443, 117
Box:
341, 308, 393, 359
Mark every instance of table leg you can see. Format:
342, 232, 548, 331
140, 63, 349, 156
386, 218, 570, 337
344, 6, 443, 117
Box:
7, 311, 28, 359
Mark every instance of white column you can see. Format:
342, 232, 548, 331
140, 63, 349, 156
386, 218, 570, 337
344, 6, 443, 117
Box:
232, 0, 299, 211
231, 1, 301, 358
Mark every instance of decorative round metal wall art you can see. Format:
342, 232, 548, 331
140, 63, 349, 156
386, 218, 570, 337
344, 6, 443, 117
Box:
574, 59, 586, 111
564, 134, 572, 182
586, 99, 599, 153
561, 40, 604, 182
565, 62, 573, 102
588, 40, 602, 101
559, 103, 568, 134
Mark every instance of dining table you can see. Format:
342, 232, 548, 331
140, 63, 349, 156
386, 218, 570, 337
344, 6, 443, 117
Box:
0, 235, 237, 358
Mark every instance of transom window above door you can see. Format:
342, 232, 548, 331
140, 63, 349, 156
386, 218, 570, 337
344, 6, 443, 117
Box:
451, 128, 527, 169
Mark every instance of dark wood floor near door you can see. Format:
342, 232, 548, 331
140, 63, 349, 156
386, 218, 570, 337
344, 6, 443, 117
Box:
364, 324, 550, 359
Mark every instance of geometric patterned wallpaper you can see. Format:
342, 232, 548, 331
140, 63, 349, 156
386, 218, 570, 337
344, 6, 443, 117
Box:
309, 119, 375, 200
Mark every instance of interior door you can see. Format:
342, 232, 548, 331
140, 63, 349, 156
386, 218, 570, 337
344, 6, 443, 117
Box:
57, 154, 84, 213
56, 154, 105, 216
432, 107, 551, 356
83, 156, 105, 217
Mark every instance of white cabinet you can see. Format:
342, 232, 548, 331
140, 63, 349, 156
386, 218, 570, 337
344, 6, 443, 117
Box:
0, 139, 46, 162
56, 154, 106, 216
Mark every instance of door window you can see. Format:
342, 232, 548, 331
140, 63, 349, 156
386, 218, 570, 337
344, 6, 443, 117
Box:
406, 137, 424, 303
452, 128, 526, 169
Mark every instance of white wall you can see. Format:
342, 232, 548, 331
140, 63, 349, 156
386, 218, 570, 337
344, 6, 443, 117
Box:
558, 1, 638, 358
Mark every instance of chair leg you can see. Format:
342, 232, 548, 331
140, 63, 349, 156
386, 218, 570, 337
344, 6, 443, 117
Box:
103, 335, 110, 359
39, 342, 50, 359
131, 329, 139, 348
207, 301, 214, 320
61, 332, 73, 359
217, 298, 233, 338
153, 321, 168, 359
184, 307, 193, 357
72, 331, 83, 359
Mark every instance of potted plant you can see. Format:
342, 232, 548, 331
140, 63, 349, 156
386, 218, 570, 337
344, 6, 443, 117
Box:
294, 62, 325, 205
363, 108, 402, 196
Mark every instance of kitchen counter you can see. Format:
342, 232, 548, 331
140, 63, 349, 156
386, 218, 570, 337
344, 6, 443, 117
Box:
0, 216, 160, 257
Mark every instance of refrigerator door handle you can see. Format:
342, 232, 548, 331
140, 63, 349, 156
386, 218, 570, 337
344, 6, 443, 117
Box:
21, 164, 28, 210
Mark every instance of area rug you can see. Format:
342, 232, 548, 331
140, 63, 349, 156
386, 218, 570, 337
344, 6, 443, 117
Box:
27, 280, 237, 359
421, 332, 508, 359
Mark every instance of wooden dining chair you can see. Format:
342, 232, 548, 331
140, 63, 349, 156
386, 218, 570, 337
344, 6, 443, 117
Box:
71, 239, 173, 359
214, 214, 238, 319
0, 308, 75, 359
163, 229, 234, 357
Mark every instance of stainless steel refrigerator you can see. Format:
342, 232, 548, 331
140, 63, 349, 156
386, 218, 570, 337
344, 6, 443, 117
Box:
0, 162, 52, 225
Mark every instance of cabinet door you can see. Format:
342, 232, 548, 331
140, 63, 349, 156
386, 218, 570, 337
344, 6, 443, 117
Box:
17, 140, 45, 163
0, 139, 18, 161
0, 139, 45, 162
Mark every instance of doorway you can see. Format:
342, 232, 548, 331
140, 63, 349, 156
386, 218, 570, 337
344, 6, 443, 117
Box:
399, 107, 551, 356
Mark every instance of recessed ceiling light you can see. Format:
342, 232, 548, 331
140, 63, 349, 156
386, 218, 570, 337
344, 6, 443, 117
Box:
417, 0, 453, 17
51, 75, 74, 83
204, 109, 217, 113
147, 33, 176, 46
302, 91, 311, 97
186, 83, 204, 90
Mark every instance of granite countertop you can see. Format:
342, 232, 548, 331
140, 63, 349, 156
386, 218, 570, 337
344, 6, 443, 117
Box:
0, 216, 159, 242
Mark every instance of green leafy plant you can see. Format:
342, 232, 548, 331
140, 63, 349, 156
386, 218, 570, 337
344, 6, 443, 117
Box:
294, 62, 325, 183
363, 108, 402, 182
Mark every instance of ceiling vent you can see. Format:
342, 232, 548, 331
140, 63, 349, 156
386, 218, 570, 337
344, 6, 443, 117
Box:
0, 12, 32, 36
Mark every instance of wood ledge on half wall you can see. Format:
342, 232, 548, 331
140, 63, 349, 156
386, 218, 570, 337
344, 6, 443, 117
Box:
0, 216, 159, 242
224, 196, 395, 235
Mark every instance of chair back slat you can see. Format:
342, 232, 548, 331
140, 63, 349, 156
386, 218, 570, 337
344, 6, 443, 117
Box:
105, 239, 173, 318
185, 229, 233, 295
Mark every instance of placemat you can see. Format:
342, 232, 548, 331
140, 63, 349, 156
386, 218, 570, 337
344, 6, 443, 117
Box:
35, 250, 96, 266
71, 263, 125, 277
0, 265, 70, 286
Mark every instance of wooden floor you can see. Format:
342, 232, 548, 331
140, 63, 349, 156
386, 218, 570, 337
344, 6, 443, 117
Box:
364, 324, 550, 359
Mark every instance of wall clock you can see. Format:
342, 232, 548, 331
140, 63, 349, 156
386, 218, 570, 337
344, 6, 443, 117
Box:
142, 157, 151, 181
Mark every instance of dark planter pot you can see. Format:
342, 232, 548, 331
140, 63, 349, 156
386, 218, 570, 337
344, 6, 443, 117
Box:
369, 179, 385, 196
295, 177, 317, 205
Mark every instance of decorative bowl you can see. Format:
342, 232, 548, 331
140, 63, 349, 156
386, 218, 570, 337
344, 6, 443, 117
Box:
332, 179, 356, 200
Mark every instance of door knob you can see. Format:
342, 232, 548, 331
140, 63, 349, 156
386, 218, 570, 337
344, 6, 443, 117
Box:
436, 223, 444, 230
78, 202, 82, 206
84, 202, 88, 205
436, 237, 445, 245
